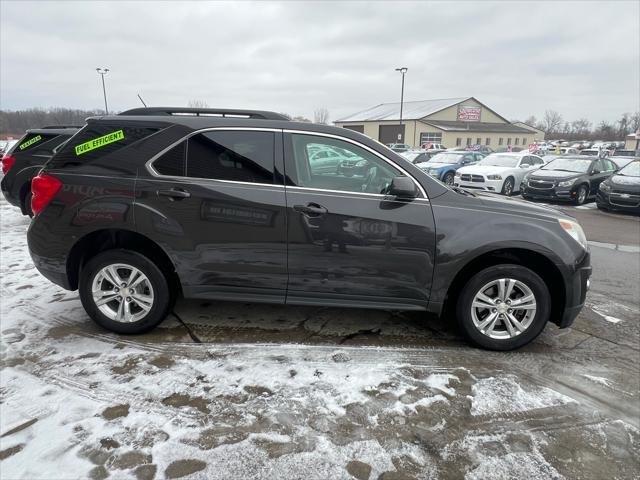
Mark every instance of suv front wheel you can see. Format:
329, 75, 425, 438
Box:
79, 249, 173, 334
456, 264, 550, 350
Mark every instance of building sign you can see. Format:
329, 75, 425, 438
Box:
457, 105, 481, 122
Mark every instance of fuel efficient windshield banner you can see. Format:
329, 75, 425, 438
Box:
75, 130, 124, 156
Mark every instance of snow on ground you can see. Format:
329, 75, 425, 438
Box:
1, 196, 639, 479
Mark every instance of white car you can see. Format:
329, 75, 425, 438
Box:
454, 152, 545, 196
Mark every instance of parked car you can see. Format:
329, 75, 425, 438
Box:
611, 150, 638, 159
400, 150, 439, 164
27, 106, 591, 351
1, 126, 80, 215
521, 156, 617, 205
387, 143, 412, 153
417, 151, 484, 185
307, 145, 360, 174
494, 146, 524, 153
454, 152, 545, 196
579, 148, 605, 157
596, 160, 640, 214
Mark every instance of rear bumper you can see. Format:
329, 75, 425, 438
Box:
0, 175, 20, 207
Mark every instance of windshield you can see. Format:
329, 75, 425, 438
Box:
542, 158, 592, 173
427, 153, 464, 164
478, 154, 519, 167
619, 161, 640, 177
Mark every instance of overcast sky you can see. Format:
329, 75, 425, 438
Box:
1, 1, 638, 124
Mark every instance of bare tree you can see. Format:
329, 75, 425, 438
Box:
313, 107, 330, 125
571, 118, 592, 136
187, 99, 209, 108
523, 115, 537, 127
292, 116, 312, 123
540, 110, 563, 133
630, 112, 640, 133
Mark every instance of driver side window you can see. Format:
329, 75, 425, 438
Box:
290, 134, 402, 194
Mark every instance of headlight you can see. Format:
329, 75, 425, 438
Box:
486, 174, 502, 180
558, 180, 574, 187
355, 160, 367, 167
558, 219, 588, 250
599, 182, 611, 192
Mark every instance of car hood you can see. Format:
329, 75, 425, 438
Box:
608, 174, 640, 188
421, 162, 457, 170
528, 170, 583, 180
474, 191, 566, 218
457, 165, 516, 175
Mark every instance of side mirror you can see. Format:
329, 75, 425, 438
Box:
591, 169, 600, 175
388, 176, 418, 198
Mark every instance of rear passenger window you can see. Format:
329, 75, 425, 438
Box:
186, 131, 274, 184
51, 124, 158, 166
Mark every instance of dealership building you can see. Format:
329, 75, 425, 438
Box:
335, 97, 542, 149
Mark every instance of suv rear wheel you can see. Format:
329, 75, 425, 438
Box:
456, 264, 550, 350
79, 249, 173, 334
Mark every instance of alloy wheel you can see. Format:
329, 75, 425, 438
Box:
577, 186, 587, 204
503, 179, 513, 196
470, 278, 537, 339
91, 263, 154, 323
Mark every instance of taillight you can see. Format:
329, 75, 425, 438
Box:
1, 154, 16, 174
31, 173, 62, 215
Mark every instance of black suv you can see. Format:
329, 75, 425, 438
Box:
521, 156, 617, 205
1, 126, 80, 215
27, 107, 592, 350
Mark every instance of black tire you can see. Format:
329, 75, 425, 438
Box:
442, 171, 455, 186
574, 184, 588, 205
456, 264, 551, 351
79, 249, 173, 334
501, 177, 515, 196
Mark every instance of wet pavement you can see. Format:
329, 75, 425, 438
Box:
1, 197, 639, 479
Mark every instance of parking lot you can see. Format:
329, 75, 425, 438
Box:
1, 195, 638, 479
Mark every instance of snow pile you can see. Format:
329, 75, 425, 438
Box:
470, 375, 574, 417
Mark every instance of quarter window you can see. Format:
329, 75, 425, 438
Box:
289, 134, 404, 195
186, 131, 274, 183
154, 142, 186, 176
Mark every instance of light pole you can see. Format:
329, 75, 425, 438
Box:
395, 67, 408, 142
96, 68, 110, 114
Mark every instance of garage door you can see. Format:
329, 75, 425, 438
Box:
343, 125, 364, 133
378, 125, 406, 144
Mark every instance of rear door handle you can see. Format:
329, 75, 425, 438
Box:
293, 203, 328, 217
157, 188, 191, 200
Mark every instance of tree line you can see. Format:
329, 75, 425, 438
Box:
0, 104, 333, 137
0, 108, 106, 137
519, 110, 640, 141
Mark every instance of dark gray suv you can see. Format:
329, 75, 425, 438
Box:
27, 107, 591, 350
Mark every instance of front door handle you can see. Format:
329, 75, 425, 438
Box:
293, 203, 328, 217
157, 188, 191, 200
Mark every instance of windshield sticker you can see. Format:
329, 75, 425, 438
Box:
19, 135, 42, 150
75, 130, 124, 156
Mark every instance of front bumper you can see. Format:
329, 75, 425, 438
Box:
520, 184, 576, 202
596, 191, 640, 214
556, 251, 592, 328
454, 177, 503, 192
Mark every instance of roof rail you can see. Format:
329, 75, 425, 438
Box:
118, 107, 289, 121
41, 125, 83, 129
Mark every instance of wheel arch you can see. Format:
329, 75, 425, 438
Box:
442, 247, 566, 327
66, 228, 180, 294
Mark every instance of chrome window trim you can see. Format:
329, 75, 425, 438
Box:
283, 129, 427, 198
145, 126, 428, 199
